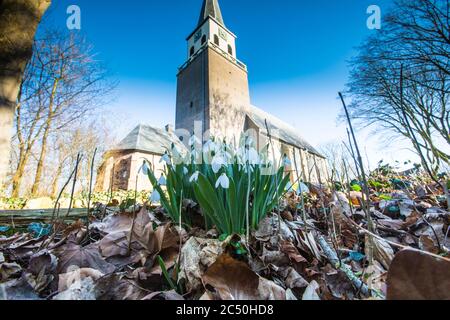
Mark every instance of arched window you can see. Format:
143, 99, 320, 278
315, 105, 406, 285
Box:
190, 46, 195, 56
201, 35, 206, 45
228, 45, 233, 55
214, 34, 219, 46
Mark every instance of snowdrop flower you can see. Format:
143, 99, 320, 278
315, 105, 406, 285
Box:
211, 154, 226, 174
149, 190, 161, 203
189, 134, 202, 147
189, 171, 200, 183
139, 162, 150, 176
203, 139, 219, 154
183, 166, 189, 175
160, 153, 171, 165
215, 173, 230, 189
190, 149, 201, 163
158, 174, 167, 186
245, 147, 260, 165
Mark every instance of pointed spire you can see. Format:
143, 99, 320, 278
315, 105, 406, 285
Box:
198, 0, 225, 27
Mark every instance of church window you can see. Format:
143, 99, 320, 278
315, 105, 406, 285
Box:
214, 34, 219, 46
201, 35, 206, 45
228, 45, 233, 55
190, 46, 195, 56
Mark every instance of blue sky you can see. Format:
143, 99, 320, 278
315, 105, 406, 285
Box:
39, 0, 418, 168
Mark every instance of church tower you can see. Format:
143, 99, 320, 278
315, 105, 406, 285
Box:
175, 0, 251, 143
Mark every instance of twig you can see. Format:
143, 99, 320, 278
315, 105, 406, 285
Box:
86, 148, 98, 237
245, 136, 251, 243
339, 92, 375, 265
51, 165, 76, 225
346, 128, 361, 179
343, 211, 450, 262
65, 153, 82, 218
264, 119, 282, 235
315, 233, 374, 298
127, 173, 139, 254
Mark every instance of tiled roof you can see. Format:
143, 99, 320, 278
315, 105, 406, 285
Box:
113, 124, 186, 155
246, 105, 324, 158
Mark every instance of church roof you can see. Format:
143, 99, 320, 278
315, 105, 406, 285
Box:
112, 124, 186, 155
198, 0, 225, 27
246, 105, 325, 158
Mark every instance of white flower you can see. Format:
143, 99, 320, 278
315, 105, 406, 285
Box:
189, 171, 200, 183
203, 140, 219, 154
215, 173, 230, 189
211, 155, 226, 174
160, 153, 171, 165
139, 162, 150, 176
183, 167, 189, 175
189, 134, 201, 146
149, 190, 161, 203
245, 148, 260, 165
158, 175, 167, 186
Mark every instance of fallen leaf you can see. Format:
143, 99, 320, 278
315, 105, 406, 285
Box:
58, 268, 104, 292
366, 235, 394, 270
0, 277, 42, 300
54, 242, 115, 274
387, 249, 450, 300
418, 235, 439, 254
203, 254, 285, 300
0, 261, 22, 281
280, 240, 308, 264
24, 250, 57, 293
179, 237, 223, 293
324, 270, 355, 300
53, 277, 96, 300
141, 290, 184, 300
302, 280, 321, 300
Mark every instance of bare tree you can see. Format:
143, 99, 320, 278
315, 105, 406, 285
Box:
10, 31, 116, 197
0, 0, 51, 188
346, 0, 450, 177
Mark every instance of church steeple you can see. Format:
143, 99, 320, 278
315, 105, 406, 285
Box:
198, 0, 225, 27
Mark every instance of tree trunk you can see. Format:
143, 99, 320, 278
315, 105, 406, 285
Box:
30, 122, 50, 197
11, 155, 29, 198
0, 0, 51, 187
31, 78, 58, 197
51, 163, 63, 198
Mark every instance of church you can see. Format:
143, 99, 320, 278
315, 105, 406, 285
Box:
95, 0, 328, 192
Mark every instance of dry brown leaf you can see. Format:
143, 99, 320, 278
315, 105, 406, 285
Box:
179, 237, 223, 293
202, 254, 286, 300
418, 235, 439, 254
24, 250, 57, 293
387, 249, 450, 300
141, 290, 184, 300
94, 274, 148, 300
324, 270, 355, 300
54, 242, 115, 274
202, 254, 259, 300
366, 235, 394, 270
58, 268, 104, 292
280, 240, 308, 264
0, 261, 22, 281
